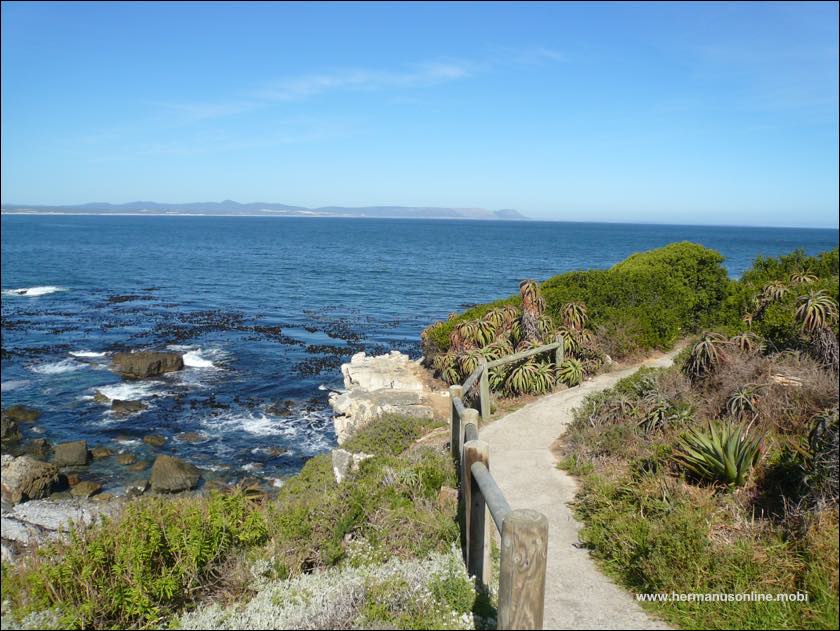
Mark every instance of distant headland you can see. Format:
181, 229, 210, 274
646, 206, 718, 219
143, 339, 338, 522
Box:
0, 200, 528, 220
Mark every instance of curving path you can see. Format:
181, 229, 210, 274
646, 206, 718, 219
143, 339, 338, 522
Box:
479, 351, 680, 630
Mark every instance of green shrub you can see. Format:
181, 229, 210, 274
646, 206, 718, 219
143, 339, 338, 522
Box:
5, 491, 268, 629
573, 471, 840, 629
342, 413, 443, 457
425, 242, 733, 360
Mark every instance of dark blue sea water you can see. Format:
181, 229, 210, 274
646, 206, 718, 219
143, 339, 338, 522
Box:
1, 215, 837, 490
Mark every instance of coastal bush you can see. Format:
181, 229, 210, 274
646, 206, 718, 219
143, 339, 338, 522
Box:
266, 444, 457, 579
570, 469, 839, 629
342, 413, 443, 457
423, 242, 733, 362
177, 547, 476, 630
3, 490, 268, 629
2, 414, 460, 630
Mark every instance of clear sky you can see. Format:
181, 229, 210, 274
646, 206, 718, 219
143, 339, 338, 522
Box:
1, 1, 838, 228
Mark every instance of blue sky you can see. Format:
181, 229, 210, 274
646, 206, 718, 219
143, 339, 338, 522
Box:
1, 1, 838, 228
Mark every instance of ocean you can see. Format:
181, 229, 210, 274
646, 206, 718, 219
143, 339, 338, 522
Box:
1, 215, 837, 490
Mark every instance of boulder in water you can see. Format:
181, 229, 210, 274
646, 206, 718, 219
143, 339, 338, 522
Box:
150, 455, 201, 493
143, 434, 167, 448
112, 351, 184, 379
2, 405, 41, 424
111, 399, 147, 415
53, 440, 89, 467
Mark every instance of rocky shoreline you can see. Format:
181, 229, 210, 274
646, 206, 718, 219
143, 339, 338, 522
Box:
2, 349, 449, 564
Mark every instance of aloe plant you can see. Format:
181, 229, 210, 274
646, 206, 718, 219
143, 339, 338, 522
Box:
458, 349, 483, 377
504, 360, 553, 395
675, 421, 763, 487
557, 358, 584, 386
561, 302, 587, 331
519, 279, 546, 342
433, 352, 460, 385
761, 281, 790, 303
725, 385, 760, 420
683, 333, 728, 381
795, 290, 838, 334
790, 270, 818, 285
636, 394, 670, 433
730, 331, 763, 354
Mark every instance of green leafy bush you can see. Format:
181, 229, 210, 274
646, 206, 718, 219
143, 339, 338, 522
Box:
5, 491, 269, 629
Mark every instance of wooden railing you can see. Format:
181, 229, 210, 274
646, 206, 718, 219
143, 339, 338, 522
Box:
450, 341, 562, 629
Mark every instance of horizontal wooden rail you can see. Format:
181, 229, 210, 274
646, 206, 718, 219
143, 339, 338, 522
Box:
448, 339, 561, 629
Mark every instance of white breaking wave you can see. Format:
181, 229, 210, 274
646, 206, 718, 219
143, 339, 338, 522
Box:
30, 359, 86, 375
94, 381, 161, 401
2, 286, 67, 297
167, 345, 226, 369
242, 462, 263, 473
69, 350, 108, 358
1, 380, 30, 392
201, 411, 285, 437
183, 350, 216, 368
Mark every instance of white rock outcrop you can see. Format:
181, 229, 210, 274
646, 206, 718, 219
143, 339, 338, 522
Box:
329, 352, 445, 444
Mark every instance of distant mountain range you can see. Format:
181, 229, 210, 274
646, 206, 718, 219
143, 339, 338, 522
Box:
1, 200, 528, 220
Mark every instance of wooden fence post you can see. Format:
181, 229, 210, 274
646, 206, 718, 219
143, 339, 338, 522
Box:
498, 509, 549, 630
460, 409, 479, 481
554, 340, 564, 368
464, 439, 489, 583
449, 385, 462, 463
479, 366, 491, 421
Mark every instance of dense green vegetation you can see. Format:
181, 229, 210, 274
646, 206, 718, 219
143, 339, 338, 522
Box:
554, 246, 839, 629
1, 415, 467, 630
423, 242, 732, 361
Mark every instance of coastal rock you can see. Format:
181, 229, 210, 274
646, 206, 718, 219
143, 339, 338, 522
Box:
125, 480, 150, 497
328, 351, 443, 444
331, 448, 374, 484
143, 433, 167, 448
1, 497, 119, 560
112, 351, 184, 379
150, 455, 201, 493
70, 480, 102, 498
116, 453, 137, 466
112, 399, 148, 415
24, 438, 52, 460
1, 416, 22, 445
2, 405, 41, 424
93, 390, 111, 404
52, 440, 89, 467
90, 446, 112, 459
341, 351, 426, 392
1, 455, 61, 504
176, 431, 207, 443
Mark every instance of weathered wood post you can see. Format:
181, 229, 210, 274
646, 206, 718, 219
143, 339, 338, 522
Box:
464, 439, 489, 583
479, 364, 491, 421
554, 339, 564, 368
449, 385, 462, 463
498, 509, 549, 630
460, 408, 479, 482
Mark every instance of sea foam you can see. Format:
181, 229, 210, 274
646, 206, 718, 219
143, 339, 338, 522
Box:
69, 350, 108, 358
30, 359, 86, 375
2, 286, 66, 297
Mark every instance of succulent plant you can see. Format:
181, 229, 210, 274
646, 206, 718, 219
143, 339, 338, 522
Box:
730, 331, 763, 354
683, 333, 728, 381
795, 290, 838, 334
675, 421, 763, 487
561, 302, 587, 331
557, 358, 584, 387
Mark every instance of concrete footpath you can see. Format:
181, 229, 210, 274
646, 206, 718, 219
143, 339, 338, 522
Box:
480, 352, 679, 630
